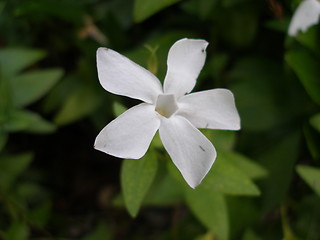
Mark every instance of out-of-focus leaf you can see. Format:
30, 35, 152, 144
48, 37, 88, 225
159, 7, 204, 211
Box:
186, 188, 228, 240
133, 0, 180, 23
219, 6, 259, 48
144, 171, 183, 206
202, 129, 236, 152
15, 0, 83, 23
222, 152, 268, 179
10, 69, 63, 107
82, 221, 112, 240
303, 124, 320, 159
242, 229, 262, 240
4, 110, 55, 134
0, 48, 45, 76
296, 26, 320, 57
194, 232, 215, 240
5, 222, 29, 240
0, 153, 33, 191
310, 113, 320, 133
258, 131, 300, 213
181, 0, 218, 20
0, 130, 8, 151
296, 165, 320, 196
168, 151, 260, 196
113, 101, 127, 117
285, 50, 320, 105
230, 57, 285, 131
54, 85, 102, 126
121, 151, 158, 217
201, 152, 260, 196
227, 196, 259, 239
28, 201, 51, 228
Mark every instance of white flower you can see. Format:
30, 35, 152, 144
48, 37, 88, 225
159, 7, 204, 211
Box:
94, 38, 240, 188
288, 0, 320, 36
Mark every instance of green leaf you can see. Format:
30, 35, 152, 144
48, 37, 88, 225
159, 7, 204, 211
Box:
82, 221, 112, 240
186, 188, 229, 240
10, 69, 63, 107
0, 153, 33, 191
202, 129, 236, 152
296, 165, 320, 196
222, 152, 268, 180
4, 110, 56, 134
0, 129, 8, 151
5, 222, 29, 240
258, 131, 300, 213
144, 171, 183, 206
310, 113, 320, 133
0, 48, 45, 77
54, 85, 102, 126
121, 151, 158, 217
134, 0, 180, 22
285, 50, 320, 105
113, 101, 127, 117
201, 152, 261, 196
28, 201, 51, 228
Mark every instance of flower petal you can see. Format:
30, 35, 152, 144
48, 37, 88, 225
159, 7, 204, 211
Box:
288, 0, 320, 36
159, 115, 216, 188
97, 48, 163, 104
94, 103, 160, 159
177, 89, 240, 130
163, 38, 208, 97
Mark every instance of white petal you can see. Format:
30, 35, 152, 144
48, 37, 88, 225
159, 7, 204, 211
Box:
97, 48, 163, 104
159, 115, 216, 188
94, 103, 160, 159
177, 89, 240, 130
288, 0, 320, 36
163, 38, 208, 97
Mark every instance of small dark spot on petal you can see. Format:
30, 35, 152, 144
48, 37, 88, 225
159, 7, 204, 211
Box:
201, 48, 205, 53
199, 145, 205, 152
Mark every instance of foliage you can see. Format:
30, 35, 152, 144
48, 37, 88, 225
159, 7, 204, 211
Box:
0, 0, 320, 239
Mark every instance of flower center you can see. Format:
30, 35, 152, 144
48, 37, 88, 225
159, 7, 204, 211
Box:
155, 94, 178, 118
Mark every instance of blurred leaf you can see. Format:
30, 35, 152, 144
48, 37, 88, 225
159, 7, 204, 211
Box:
186, 189, 229, 240
121, 151, 158, 217
310, 113, 320, 133
82, 221, 112, 240
296, 26, 320, 56
219, 5, 259, 48
4, 110, 56, 134
242, 229, 262, 240
10, 69, 63, 107
285, 50, 320, 105
194, 232, 215, 240
0, 48, 45, 76
54, 85, 102, 126
113, 101, 127, 117
201, 152, 260, 196
303, 124, 320, 159
28, 201, 51, 228
144, 170, 183, 206
202, 129, 236, 152
168, 151, 260, 195
222, 152, 268, 180
0, 130, 8, 151
15, 0, 83, 23
258, 131, 300, 212
227, 196, 259, 239
296, 165, 320, 196
133, 0, 180, 22
5, 222, 29, 240
0, 153, 33, 191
